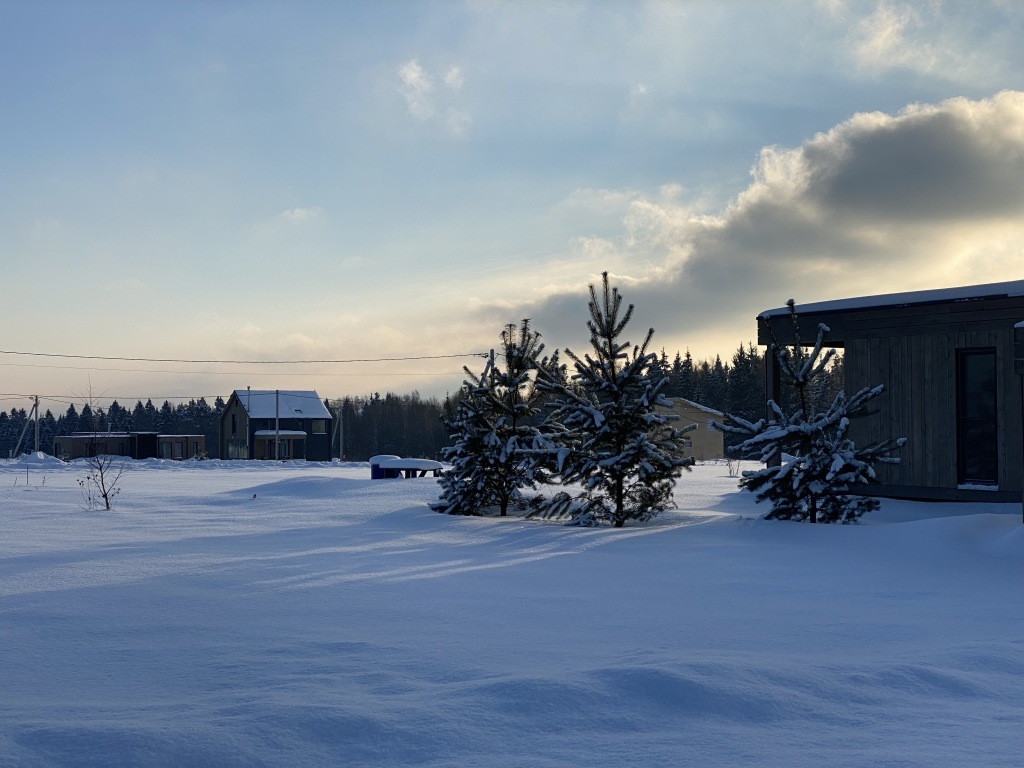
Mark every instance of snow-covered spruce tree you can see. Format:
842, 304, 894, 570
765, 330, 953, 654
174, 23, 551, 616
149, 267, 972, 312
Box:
712, 299, 905, 524
535, 273, 694, 528
432, 320, 555, 516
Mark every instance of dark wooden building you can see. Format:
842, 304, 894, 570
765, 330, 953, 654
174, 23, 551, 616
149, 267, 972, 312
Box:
760, 280, 1024, 502
219, 389, 333, 461
53, 432, 204, 461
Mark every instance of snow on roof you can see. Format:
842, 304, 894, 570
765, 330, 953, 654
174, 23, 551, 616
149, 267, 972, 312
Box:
661, 397, 724, 416
761, 279, 1024, 317
253, 430, 309, 437
233, 390, 332, 420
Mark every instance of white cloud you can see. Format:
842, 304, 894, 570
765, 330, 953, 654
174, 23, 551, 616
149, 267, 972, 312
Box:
854, 4, 934, 74
397, 59, 471, 137
842, 2, 1024, 87
398, 59, 435, 120
279, 207, 324, 223
443, 66, 464, 90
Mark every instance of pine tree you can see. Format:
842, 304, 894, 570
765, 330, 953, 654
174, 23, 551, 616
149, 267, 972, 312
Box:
79, 403, 96, 432
676, 350, 695, 400
156, 401, 174, 433
712, 300, 905, 523
432, 320, 555, 516
726, 343, 765, 420
538, 273, 693, 527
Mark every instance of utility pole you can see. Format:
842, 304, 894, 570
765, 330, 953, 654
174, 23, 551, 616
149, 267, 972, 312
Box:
11, 395, 39, 458
275, 389, 280, 460
246, 386, 251, 459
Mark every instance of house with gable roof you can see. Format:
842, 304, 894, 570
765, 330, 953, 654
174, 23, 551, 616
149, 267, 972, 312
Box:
219, 389, 333, 461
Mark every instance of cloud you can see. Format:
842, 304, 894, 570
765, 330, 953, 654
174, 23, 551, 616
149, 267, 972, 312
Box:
843, 2, 1024, 87
443, 66, 464, 90
398, 59, 435, 120
472, 91, 1024, 353
397, 59, 470, 137
853, 4, 933, 74
279, 207, 324, 223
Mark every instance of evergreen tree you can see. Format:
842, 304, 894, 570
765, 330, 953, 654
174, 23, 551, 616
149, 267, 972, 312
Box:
712, 300, 905, 524
726, 343, 765, 421
676, 350, 695, 400
538, 272, 693, 527
41, 410, 58, 455
79, 403, 96, 432
156, 401, 174, 433
59, 403, 80, 436
143, 399, 158, 431
433, 320, 555, 516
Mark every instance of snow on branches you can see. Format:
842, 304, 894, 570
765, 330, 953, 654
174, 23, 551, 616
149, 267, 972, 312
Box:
432, 320, 556, 517
533, 273, 694, 527
712, 299, 906, 524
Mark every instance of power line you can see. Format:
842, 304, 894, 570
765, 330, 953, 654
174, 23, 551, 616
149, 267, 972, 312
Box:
0, 362, 462, 376
0, 349, 487, 365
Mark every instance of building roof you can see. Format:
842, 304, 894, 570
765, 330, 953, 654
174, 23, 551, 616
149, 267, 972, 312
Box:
673, 397, 724, 417
761, 279, 1024, 317
232, 390, 332, 420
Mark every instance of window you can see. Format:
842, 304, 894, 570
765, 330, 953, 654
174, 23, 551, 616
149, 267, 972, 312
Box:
231, 413, 237, 436
957, 348, 998, 485
311, 419, 327, 434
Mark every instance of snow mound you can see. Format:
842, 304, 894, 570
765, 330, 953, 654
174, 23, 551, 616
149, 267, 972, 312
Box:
7, 451, 65, 467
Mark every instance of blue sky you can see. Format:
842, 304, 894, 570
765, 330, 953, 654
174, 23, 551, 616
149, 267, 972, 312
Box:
3, 1, 1024, 410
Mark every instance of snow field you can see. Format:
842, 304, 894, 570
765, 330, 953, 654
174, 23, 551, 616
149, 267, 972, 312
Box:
0, 458, 1021, 767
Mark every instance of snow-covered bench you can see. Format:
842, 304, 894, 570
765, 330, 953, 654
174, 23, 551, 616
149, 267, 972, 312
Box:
369, 455, 443, 479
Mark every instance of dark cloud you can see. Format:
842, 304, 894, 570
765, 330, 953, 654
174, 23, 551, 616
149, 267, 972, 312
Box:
810, 95, 1024, 221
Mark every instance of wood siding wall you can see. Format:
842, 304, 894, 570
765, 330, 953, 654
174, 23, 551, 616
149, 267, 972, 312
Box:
843, 329, 1021, 499
219, 396, 250, 459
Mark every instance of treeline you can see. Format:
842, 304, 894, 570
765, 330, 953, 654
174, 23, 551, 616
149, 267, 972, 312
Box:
0, 398, 228, 460
332, 392, 451, 461
650, 343, 844, 425
0, 392, 452, 462
1, 346, 843, 460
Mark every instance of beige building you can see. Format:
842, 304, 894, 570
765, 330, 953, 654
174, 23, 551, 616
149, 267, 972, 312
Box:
658, 398, 725, 462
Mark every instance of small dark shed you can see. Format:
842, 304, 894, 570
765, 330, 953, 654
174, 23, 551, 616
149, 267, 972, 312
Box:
759, 279, 1024, 502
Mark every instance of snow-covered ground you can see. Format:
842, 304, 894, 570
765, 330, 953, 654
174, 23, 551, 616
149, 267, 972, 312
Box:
1, 456, 1021, 767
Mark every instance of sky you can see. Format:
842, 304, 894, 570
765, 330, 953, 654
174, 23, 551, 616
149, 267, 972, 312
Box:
3, 1, 1024, 413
